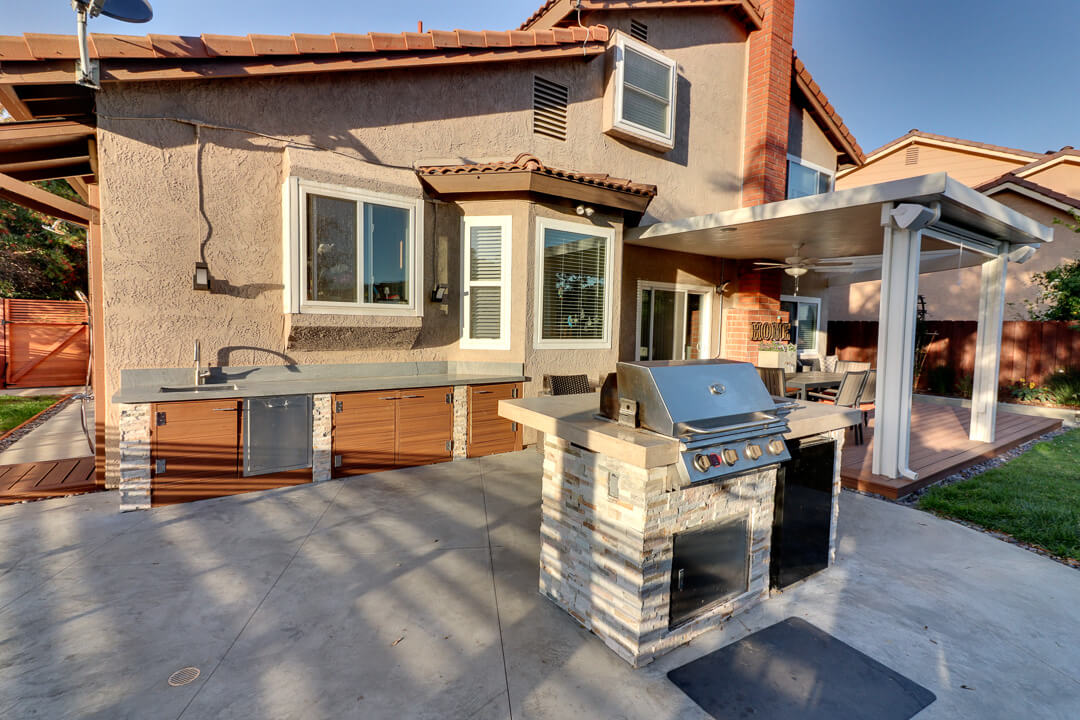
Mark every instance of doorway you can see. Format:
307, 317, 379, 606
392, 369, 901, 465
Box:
637, 282, 712, 361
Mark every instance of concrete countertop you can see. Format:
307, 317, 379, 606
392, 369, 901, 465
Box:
113, 373, 528, 404
498, 393, 861, 469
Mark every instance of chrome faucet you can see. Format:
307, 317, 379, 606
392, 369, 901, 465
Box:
194, 340, 210, 386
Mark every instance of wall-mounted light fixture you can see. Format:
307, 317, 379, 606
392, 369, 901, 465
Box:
575, 204, 596, 218
430, 283, 449, 303
193, 261, 211, 291
715, 281, 731, 294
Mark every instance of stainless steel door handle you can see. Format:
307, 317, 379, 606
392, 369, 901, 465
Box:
211, 407, 238, 412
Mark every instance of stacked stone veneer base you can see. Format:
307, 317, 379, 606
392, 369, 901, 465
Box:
539, 435, 779, 667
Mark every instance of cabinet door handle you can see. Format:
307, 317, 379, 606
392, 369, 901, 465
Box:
379, 396, 400, 401
401, 395, 423, 399
212, 407, 238, 412
476, 390, 493, 395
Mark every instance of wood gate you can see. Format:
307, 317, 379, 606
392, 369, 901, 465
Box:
2, 299, 90, 388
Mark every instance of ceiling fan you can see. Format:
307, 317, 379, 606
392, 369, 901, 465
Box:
754, 243, 853, 277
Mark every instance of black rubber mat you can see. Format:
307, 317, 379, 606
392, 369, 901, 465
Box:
667, 617, 936, 719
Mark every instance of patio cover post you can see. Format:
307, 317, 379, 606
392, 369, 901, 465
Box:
970, 251, 1008, 442
872, 207, 922, 480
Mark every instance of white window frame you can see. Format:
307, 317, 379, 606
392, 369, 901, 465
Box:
283, 177, 423, 316
534, 216, 615, 350
609, 33, 677, 150
635, 280, 714, 361
785, 155, 835, 199
781, 294, 822, 357
460, 216, 512, 351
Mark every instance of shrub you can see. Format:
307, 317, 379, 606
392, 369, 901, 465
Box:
1045, 368, 1080, 407
956, 374, 973, 399
924, 365, 954, 395
1009, 379, 1054, 404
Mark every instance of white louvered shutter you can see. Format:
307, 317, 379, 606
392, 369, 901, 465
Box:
462, 218, 510, 347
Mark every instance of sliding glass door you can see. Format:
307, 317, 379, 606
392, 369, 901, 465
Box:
637, 283, 711, 361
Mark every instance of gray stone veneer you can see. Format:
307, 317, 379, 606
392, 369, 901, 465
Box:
452, 385, 468, 460
539, 435, 779, 667
118, 403, 152, 512
312, 394, 332, 482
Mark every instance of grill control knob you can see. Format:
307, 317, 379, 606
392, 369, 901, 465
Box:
722, 448, 739, 466
745, 443, 763, 460
708, 453, 723, 467
767, 439, 786, 456
693, 454, 711, 473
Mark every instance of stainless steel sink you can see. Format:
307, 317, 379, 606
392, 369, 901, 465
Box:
158, 384, 240, 393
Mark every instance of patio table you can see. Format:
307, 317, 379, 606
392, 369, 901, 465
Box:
785, 371, 846, 401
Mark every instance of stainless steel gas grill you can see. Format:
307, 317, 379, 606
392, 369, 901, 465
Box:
601, 359, 796, 483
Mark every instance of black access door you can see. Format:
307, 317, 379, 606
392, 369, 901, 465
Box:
669, 516, 750, 629
771, 437, 836, 590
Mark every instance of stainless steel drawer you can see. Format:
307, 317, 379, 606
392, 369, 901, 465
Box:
243, 395, 313, 476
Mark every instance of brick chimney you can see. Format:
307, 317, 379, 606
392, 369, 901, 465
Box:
741, 0, 795, 207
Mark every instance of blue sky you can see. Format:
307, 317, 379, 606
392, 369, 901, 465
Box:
3, 0, 1074, 154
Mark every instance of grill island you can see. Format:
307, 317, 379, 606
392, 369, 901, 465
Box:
499, 359, 861, 667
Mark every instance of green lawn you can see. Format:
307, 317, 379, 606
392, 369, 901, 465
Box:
918, 428, 1080, 562
0, 395, 61, 434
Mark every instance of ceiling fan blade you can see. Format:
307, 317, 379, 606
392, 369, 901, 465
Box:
753, 261, 788, 267
784, 256, 806, 265
811, 261, 854, 267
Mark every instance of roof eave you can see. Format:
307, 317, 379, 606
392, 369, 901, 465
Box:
419, 169, 655, 214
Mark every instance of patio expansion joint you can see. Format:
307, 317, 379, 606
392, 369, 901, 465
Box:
173, 479, 347, 720
478, 457, 515, 720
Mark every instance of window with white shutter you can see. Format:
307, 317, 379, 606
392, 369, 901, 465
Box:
780, 295, 822, 356
461, 216, 511, 350
606, 33, 677, 151
534, 217, 615, 349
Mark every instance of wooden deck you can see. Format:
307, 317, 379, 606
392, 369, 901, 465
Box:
841, 403, 1062, 499
0, 456, 98, 506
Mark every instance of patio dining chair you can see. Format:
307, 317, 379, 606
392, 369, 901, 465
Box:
856, 369, 877, 428
548, 374, 592, 396
836, 360, 871, 375
755, 367, 798, 398
809, 370, 868, 444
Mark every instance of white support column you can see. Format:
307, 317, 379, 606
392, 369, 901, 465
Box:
970, 252, 1008, 442
872, 216, 922, 480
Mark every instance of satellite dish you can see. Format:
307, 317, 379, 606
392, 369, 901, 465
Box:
98, 0, 154, 23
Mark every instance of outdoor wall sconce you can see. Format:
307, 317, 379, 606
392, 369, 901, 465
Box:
575, 204, 596, 218
193, 262, 211, 291
715, 281, 731, 294
430, 283, 449, 303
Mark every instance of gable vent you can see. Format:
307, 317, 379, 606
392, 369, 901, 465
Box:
905, 145, 920, 165
630, 19, 649, 42
533, 76, 569, 142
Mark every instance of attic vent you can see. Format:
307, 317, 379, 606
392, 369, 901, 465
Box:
905, 146, 920, 165
630, 19, 649, 42
533, 76, 569, 142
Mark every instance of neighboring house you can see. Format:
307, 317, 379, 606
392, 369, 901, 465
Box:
832, 130, 1080, 320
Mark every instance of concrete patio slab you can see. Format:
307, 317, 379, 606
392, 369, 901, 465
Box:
0, 450, 1077, 719
0, 398, 94, 465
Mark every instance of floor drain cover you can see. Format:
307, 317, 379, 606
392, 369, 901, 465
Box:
168, 667, 201, 687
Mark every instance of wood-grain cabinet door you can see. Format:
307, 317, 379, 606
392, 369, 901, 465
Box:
332, 390, 398, 477
468, 383, 523, 458
395, 386, 453, 467
151, 399, 240, 504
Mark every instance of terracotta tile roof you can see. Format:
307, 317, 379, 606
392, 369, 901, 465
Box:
0, 26, 609, 61
863, 129, 1046, 163
791, 52, 864, 165
1009, 146, 1080, 176
519, 0, 762, 31
974, 172, 1080, 210
417, 153, 658, 197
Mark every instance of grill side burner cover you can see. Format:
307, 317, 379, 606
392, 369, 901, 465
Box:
669, 515, 751, 628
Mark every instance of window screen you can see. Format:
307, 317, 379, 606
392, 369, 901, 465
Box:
622, 47, 672, 135
540, 226, 608, 342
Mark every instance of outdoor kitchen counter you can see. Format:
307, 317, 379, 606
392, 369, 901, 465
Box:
498, 393, 861, 468
111, 361, 528, 404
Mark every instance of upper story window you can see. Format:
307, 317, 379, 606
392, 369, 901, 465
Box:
535, 217, 615, 349
461, 216, 512, 350
786, 156, 834, 199
606, 33, 677, 151
284, 178, 422, 316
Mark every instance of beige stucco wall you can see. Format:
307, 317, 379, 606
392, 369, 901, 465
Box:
837, 142, 1026, 190
1023, 159, 1080, 199
93, 9, 752, 477
827, 190, 1080, 321
788, 104, 838, 174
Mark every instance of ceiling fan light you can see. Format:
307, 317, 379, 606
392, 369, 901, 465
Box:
784, 266, 809, 277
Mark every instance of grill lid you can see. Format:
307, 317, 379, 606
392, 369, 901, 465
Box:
615, 359, 779, 437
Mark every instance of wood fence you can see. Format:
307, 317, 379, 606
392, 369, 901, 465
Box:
1, 299, 90, 388
828, 320, 1080, 389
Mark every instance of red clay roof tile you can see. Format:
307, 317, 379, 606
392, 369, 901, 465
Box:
975, 172, 1080, 210
292, 34, 338, 54
417, 153, 658, 197
791, 52, 864, 165
519, 0, 762, 31
146, 34, 209, 58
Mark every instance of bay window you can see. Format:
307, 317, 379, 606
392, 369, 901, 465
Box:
534, 217, 614, 349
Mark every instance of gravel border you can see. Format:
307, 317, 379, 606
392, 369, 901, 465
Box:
0, 395, 76, 455
847, 426, 1079, 571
